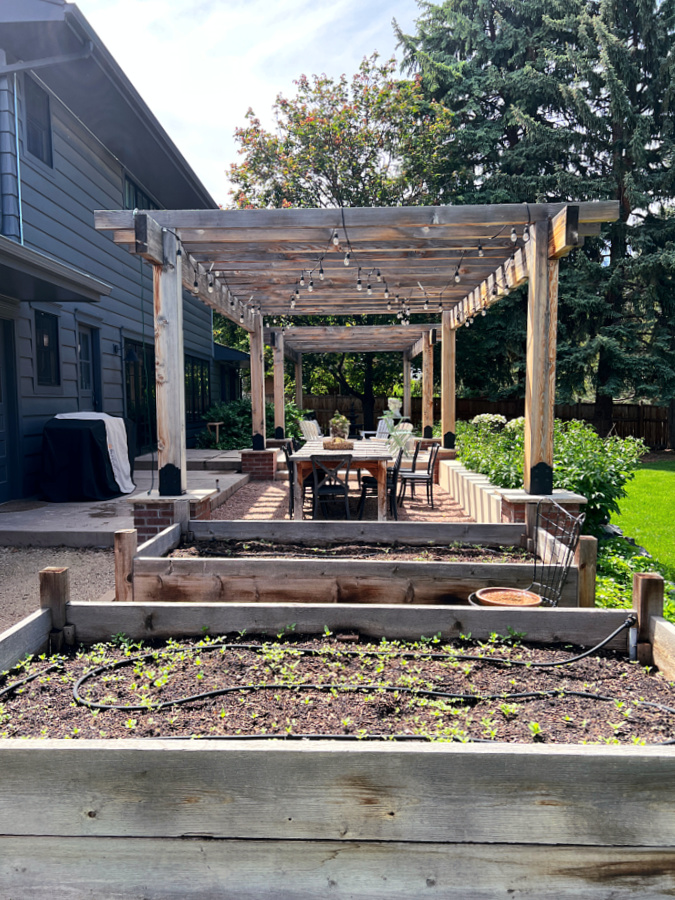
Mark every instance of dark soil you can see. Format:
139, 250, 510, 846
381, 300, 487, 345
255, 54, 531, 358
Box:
170, 539, 532, 564
2, 631, 674, 744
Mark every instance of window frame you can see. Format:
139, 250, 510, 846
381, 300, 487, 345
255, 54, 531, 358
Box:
24, 75, 53, 168
34, 308, 62, 392
184, 354, 211, 423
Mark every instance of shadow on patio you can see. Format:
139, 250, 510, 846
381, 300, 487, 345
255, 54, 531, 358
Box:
210, 480, 473, 523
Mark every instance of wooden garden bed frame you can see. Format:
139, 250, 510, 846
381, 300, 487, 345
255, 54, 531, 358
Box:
117, 519, 597, 608
0, 569, 673, 897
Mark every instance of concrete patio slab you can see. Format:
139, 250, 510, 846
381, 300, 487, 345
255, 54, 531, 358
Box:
0, 466, 248, 548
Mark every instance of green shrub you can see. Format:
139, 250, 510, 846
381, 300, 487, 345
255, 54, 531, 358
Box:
596, 537, 675, 623
195, 397, 304, 450
455, 417, 645, 534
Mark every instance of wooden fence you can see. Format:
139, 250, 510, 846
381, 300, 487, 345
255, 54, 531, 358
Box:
303, 396, 671, 448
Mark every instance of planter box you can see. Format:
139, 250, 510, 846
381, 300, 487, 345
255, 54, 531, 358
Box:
130, 520, 585, 607
1, 594, 675, 898
439, 459, 587, 524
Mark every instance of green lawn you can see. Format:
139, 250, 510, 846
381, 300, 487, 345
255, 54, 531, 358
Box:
612, 459, 675, 580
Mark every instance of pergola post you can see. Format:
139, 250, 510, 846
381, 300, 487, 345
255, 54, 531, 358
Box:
422, 331, 434, 438
524, 218, 558, 494
295, 354, 303, 410
402, 352, 411, 420
249, 313, 266, 450
441, 310, 456, 449
153, 229, 186, 495
273, 330, 285, 439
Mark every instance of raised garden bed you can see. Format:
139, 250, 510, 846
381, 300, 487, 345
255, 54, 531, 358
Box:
0, 571, 674, 897
127, 520, 594, 607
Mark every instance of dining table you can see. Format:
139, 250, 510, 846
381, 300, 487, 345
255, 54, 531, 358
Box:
289, 439, 393, 521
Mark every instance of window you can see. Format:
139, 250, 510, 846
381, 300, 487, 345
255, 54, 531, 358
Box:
185, 355, 211, 422
25, 77, 53, 167
124, 177, 158, 211
35, 311, 60, 386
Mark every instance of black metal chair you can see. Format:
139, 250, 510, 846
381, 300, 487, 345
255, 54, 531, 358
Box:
397, 442, 440, 508
282, 442, 318, 519
527, 500, 586, 606
357, 447, 404, 521
310, 454, 352, 520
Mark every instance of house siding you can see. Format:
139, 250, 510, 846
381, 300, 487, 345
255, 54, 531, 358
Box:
2, 69, 216, 497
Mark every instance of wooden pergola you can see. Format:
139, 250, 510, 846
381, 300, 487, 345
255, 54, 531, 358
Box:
95, 201, 619, 497
264, 324, 439, 438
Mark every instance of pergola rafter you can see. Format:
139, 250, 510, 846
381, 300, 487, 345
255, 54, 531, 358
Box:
95, 200, 619, 502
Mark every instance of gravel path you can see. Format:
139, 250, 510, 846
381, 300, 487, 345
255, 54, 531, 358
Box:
0, 546, 114, 634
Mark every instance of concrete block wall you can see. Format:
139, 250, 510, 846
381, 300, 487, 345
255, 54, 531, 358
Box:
439, 461, 585, 524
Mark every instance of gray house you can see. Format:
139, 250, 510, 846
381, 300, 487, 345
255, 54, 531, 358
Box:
0, 0, 225, 502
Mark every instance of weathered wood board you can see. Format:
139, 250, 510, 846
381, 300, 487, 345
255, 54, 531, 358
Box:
66, 602, 628, 649
0, 609, 51, 673
131, 556, 578, 606
2, 838, 674, 899
188, 519, 526, 547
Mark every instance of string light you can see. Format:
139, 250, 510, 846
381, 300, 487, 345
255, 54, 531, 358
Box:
308, 278, 314, 293
367, 279, 372, 295
332, 231, 339, 246
299, 272, 305, 287
424, 299, 429, 311
510, 227, 518, 243
384, 283, 390, 300
478, 242, 484, 257
376, 269, 382, 282
207, 274, 214, 294
344, 252, 350, 267
522, 225, 530, 243
387, 300, 392, 311
294, 283, 300, 302
192, 273, 200, 295
319, 263, 324, 281
454, 267, 461, 284
356, 267, 362, 291
481, 308, 486, 316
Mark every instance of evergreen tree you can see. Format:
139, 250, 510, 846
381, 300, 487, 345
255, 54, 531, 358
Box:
399, 0, 675, 428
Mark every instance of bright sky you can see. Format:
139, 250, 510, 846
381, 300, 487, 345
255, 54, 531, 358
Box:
75, 0, 422, 207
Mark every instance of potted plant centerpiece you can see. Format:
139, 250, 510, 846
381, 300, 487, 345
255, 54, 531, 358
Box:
324, 410, 353, 450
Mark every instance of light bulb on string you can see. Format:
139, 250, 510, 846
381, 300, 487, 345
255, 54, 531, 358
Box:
376, 269, 382, 283
299, 272, 305, 287
454, 268, 461, 284
319, 263, 324, 281
344, 252, 350, 267
481, 308, 486, 316
294, 283, 300, 302
332, 231, 339, 246
239, 312, 244, 323
192, 275, 200, 295
510, 227, 518, 243
522, 225, 530, 243
207, 275, 214, 294
308, 278, 314, 293
367, 281, 372, 296
384, 284, 390, 299
387, 301, 392, 311
356, 267, 362, 291
478, 242, 484, 257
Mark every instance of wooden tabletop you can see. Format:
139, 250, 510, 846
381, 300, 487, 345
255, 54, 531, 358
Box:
290, 440, 392, 462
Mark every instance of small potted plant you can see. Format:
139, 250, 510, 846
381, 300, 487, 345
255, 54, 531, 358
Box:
324, 410, 353, 449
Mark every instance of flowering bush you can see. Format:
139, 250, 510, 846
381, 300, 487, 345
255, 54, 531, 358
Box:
456, 417, 645, 534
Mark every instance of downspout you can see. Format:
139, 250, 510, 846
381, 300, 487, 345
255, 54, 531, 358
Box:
13, 73, 23, 245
